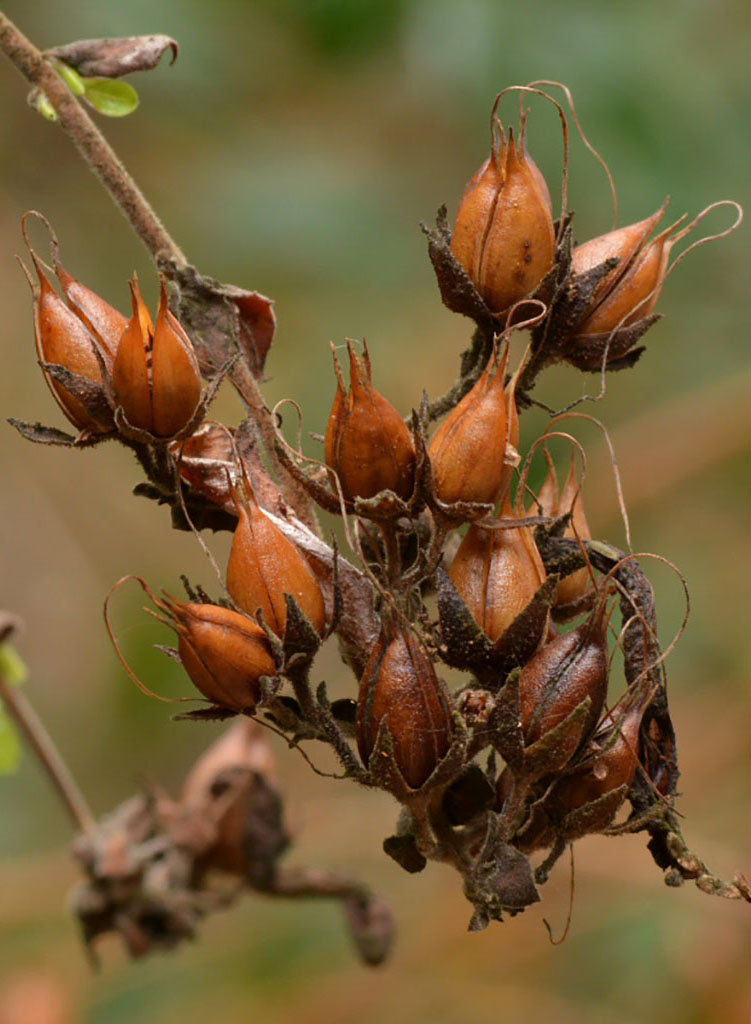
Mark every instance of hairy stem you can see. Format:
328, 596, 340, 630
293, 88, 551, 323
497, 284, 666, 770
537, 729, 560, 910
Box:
0, 11, 186, 266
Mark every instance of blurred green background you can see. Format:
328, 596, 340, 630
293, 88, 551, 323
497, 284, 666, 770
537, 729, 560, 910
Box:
0, 0, 749, 1021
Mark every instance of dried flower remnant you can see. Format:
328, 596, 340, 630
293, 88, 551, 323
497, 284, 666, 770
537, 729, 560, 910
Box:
112, 276, 202, 438
325, 340, 416, 502
451, 110, 555, 317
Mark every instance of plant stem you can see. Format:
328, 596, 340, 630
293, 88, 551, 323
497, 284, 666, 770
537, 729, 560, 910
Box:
0, 11, 186, 266
0, 670, 97, 833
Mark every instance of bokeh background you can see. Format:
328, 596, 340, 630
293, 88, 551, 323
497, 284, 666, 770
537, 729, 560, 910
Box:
0, 1, 749, 1021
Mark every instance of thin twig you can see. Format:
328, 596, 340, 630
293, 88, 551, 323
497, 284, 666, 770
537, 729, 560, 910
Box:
0, 11, 186, 266
0, 670, 97, 833
259, 865, 371, 903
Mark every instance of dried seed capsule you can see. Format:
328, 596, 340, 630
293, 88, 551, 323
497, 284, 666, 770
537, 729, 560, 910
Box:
158, 597, 276, 713
571, 202, 668, 314
545, 703, 643, 824
518, 592, 610, 745
573, 202, 682, 338
54, 258, 128, 368
357, 630, 452, 790
449, 496, 546, 644
112, 276, 202, 438
451, 114, 555, 316
325, 340, 416, 502
534, 453, 592, 608
28, 252, 113, 434
429, 345, 516, 505
226, 466, 326, 636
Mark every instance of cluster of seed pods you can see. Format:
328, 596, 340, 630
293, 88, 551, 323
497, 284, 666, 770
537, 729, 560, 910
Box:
15, 84, 745, 931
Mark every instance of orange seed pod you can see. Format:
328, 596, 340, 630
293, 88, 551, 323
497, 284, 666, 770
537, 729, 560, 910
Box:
226, 466, 326, 636
451, 114, 555, 316
54, 258, 128, 368
357, 630, 453, 790
29, 252, 113, 434
159, 597, 276, 713
429, 345, 516, 506
449, 495, 547, 645
112, 277, 202, 437
324, 340, 415, 502
571, 202, 668, 315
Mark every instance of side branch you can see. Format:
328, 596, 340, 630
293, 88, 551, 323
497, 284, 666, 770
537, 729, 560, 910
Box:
0, 11, 186, 267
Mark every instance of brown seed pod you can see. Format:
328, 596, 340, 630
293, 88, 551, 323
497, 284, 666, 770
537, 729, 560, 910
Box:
450, 112, 555, 316
226, 464, 326, 636
28, 251, 114, 434
156, 596, 276, 713
429, 345, 517, 506
54, 257, 128, 368
112, 276, 202, 438
573, 201, 685, 338
449, 495, 547, 645
534, 452, 593, 608
518, 589, 610, 746
357, 629, 453, 790
545, 702, 643, 826
324, 340, 416, 502
571, 201, 668, 315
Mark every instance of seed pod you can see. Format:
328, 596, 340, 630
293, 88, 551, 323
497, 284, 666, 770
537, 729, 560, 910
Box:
518, 592, 610, 746
325, 340, 416, 502
54, 258, 128, 368
158, 596, 276, 713
449, 496, 546, 645
112, 276, 202, 438
574, 203, 682, 338
450, 115, 555, 316
429, 345, 516, 506
357, 630, 452, 790
226, 466, 326, 636
545, 703, 643, 823
534, 453, 592, 608
571, 202, 667, 314
28, 252, 113, 433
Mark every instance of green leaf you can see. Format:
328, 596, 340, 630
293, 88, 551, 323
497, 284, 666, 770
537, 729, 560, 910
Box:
33, 91, 58, 121
82, 78, 139, 117
0, 644, 28, 686
0, 711, 21, 775
54, 60, 85, 96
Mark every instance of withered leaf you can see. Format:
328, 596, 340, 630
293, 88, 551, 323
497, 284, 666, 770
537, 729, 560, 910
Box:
164, 263, 276, 379
48, 35, 179, 78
